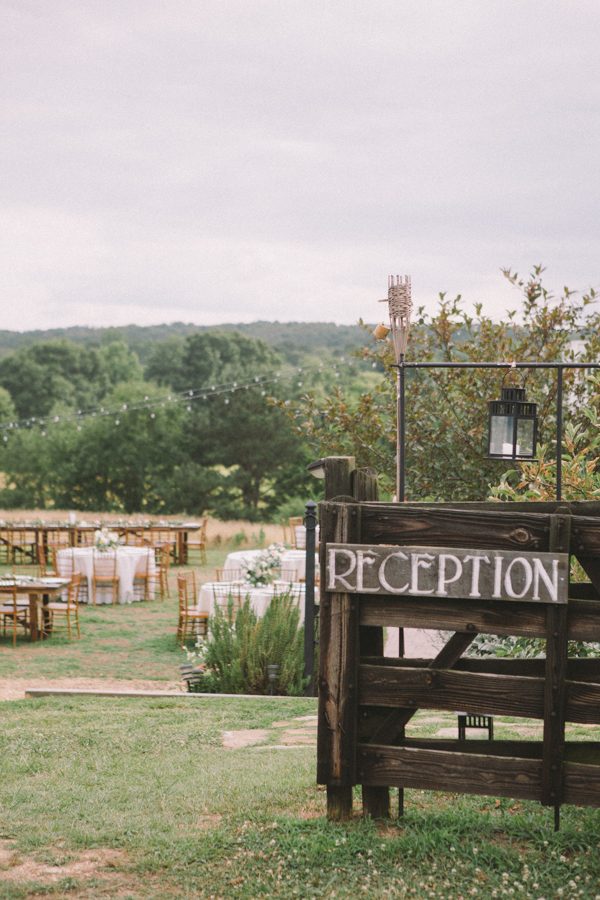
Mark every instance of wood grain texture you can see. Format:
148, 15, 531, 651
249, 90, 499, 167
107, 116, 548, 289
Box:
563, 762, 600, 807
359, 595, 600, 642
359, 664, 544, 719
361, 656, 600, 683
358, 744, 542, 801
367, 632, 476, 745
359, 503, 552, 552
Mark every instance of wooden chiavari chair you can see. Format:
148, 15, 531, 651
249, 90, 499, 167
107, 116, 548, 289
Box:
177, 573, 208, 642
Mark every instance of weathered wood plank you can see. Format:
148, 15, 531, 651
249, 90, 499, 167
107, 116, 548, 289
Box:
349, 474, 392, 819
566, 681, 600, 724
569, 582, 599, 600
362, 656, 600, 683
322, 457, 356, 501
563, 762, 600, 807
405, 500, 600, 517
367, 632, 476, 745
357, 744, 542, 801
359, 664, 544, 719
359, 503, 552, 552
571, 515, 600, 556
326, 543, 568, 604
576, 558, 600, 595
402, 738, 543, 758
359, 596, 600, 642
317, 502, 360, 825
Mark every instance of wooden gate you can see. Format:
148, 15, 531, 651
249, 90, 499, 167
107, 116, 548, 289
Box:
316, 460, 600, 823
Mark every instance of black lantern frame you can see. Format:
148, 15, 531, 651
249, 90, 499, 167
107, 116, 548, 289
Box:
389, 361, 600, 502
487, 386, 538, 460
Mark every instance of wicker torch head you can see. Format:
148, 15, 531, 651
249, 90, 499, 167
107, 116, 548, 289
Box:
380, 274, 411, 364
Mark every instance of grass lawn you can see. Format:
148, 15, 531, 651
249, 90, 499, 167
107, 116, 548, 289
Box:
1, 696, 600, 898
1, 543, 600, 897
0, 550, 226, 680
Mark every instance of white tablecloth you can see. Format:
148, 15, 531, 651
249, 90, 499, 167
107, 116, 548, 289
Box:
223, 549, 318, 581
56, 546, 156, 604
197, 581, 306, 623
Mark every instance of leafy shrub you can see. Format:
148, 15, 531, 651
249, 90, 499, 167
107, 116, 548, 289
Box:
187, 591, 307, 695
469, 634, 600, 659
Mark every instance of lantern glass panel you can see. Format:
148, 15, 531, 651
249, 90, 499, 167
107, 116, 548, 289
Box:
489, 414, 515, 457
516, 418, 535, 457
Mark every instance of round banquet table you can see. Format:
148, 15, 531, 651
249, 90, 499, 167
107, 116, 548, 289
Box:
222, 549, 318, 581
197, 581, 306, 623
56, 546, 156, 604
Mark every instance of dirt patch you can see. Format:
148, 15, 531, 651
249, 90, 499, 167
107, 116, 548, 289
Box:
0, 677, 181, 702
222, 728, 269, 749
0, 842, 128, 884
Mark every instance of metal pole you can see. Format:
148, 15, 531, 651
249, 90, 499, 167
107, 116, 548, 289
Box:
303, 499, 317, 694
398, 356, 405, 502
556, 366, 563, 502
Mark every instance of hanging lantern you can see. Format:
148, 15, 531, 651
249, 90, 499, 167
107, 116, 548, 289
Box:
487, 386, 538, 460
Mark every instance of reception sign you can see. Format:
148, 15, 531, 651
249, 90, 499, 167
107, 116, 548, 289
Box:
326, 543, 568, 604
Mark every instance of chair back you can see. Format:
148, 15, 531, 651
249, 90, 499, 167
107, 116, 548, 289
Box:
177, 573, 193, 612
67, 574, 81, 608
212, 583, 242, 617
56, 549, 76, 578
216, 567, 244, 582
93, 549, 117, 577
3, 584, 19, 615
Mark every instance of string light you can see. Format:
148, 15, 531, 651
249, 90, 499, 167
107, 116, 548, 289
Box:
0, 358, 363, 440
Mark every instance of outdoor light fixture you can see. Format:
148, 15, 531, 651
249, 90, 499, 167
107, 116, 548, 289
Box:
267, 663, 280, 695
487, 386, 538, 460
307, 458, 326, 479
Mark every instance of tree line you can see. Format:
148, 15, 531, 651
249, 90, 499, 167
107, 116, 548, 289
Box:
1, 267, 598, 518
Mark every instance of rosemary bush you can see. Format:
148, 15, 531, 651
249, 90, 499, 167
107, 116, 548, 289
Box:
190, 591, 307, 695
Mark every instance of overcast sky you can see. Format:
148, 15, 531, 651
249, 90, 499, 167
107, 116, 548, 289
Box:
1, 0, 599, 332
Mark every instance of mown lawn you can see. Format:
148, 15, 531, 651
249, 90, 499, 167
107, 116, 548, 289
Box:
1, 696, 600, 898
0, 550, 226, 680
2, 547, 600, 897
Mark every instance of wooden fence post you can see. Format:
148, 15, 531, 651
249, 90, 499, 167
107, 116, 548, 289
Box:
318, 498, 360, 820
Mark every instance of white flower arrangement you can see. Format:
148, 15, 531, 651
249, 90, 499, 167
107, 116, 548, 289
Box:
94, 528, 119, 552
242, 543, 285, 586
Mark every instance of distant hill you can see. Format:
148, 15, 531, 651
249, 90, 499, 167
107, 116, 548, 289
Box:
0, 321, 369, 364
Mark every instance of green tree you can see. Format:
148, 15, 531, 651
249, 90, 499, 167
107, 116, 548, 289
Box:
157, 331, 312, 519
0, 339, 143, 419
284, 266, 600, 501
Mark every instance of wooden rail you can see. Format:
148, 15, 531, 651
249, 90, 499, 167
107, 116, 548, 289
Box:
315, 457, 600, 824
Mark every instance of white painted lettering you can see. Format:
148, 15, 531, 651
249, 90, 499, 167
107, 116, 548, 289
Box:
356, 550, 379, 592
504, 557, 533, 599
532, 558, 560, 603
378, 551, 409, 594
328, 548, 357, 591
410, 552, 435, 595
436, 554, 463, 596
492, 556, 504, 599
463, 554, 490, 598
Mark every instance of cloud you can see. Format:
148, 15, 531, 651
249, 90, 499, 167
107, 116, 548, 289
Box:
1, 1, 598, 330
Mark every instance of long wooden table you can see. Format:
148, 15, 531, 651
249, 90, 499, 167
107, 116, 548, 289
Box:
0, 522, 201, 566
0, 577, 71, 641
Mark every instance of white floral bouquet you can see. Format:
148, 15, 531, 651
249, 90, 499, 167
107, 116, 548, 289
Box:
94, 528, 119, 552
242, 543, 285, 587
